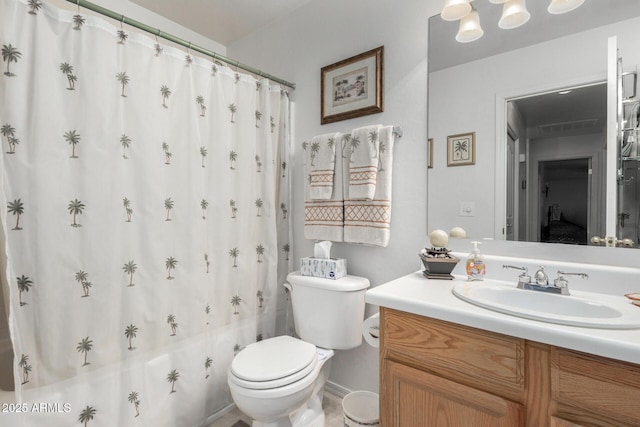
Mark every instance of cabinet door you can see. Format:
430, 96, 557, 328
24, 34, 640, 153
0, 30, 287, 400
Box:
381, 360, 524, 427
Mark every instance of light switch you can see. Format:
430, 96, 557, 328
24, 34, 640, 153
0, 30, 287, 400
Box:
460, 201, 475, 217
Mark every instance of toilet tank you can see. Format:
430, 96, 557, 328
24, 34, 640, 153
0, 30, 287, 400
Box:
286, 271, 370, 350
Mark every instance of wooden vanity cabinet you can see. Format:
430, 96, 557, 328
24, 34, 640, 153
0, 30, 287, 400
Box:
379, 308, 640, 427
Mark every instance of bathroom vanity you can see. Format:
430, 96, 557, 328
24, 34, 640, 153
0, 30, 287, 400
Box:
366, 271, 640, 427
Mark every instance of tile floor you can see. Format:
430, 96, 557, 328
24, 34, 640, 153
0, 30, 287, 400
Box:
206, 391, 344, 427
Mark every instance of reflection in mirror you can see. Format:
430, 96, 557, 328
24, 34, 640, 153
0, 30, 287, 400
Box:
506, 83, 606, 245
618, 70, 640, 247
427, 0, 640, 248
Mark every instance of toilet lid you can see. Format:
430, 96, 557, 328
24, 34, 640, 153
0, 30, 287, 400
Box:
230, 336, 317, 386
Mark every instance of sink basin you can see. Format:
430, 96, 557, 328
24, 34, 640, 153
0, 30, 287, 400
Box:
452, 282, 640, 329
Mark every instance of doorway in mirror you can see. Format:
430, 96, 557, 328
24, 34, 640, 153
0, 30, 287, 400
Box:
538, 158, 590, 245
506, 83, 606, 244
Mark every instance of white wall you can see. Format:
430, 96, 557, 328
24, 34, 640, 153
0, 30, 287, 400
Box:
229, 0, 441, 393
428, 17, 640, 240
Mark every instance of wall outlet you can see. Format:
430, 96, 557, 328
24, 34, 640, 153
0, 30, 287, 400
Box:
459, 201, 475, 217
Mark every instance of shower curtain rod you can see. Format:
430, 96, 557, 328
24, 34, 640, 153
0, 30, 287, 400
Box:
63, 0, 296, 89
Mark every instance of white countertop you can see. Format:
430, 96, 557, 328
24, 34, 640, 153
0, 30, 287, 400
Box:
366, 271, 640, 364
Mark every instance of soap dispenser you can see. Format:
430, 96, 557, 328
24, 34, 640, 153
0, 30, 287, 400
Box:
466, 241, 486, 281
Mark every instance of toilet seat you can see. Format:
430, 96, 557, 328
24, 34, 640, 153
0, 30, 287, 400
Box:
229, 336, 318, 390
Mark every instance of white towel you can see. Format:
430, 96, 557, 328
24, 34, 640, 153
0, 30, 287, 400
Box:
344, 125, 395, 247
348, 125, 382, 200
304, 134, 346, 242
309, 133, 339, 200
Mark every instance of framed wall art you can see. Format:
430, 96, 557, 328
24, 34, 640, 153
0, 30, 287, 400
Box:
447, 132, 476, 166
320, 46, 384, 125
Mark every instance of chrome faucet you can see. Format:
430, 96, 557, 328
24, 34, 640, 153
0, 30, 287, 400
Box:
503, 265, 588, 295
533, 266, 549, 286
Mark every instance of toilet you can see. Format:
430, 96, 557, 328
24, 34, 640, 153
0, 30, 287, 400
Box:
228, 271, 370, 427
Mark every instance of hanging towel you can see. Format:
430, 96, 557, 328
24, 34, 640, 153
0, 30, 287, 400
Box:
348, 124, 382, 200
304, 134, 346, 242
344, 125, 395, 247
309, 132, 340, 200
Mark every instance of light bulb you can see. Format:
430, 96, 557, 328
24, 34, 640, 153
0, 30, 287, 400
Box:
499, 0, 531, 29
441, 0, 472, 22
456, 9, 484, 43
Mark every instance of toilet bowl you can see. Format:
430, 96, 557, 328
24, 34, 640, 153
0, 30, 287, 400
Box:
228, 272, 369, 427
228, 335, 334, 427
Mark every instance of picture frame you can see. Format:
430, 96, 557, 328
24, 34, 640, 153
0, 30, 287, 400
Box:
447, 132, 476, 166
427, 138, 434, 169
321, 46, 384, 125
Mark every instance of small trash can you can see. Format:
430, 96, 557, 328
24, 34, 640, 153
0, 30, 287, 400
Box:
342, 390, 379, 427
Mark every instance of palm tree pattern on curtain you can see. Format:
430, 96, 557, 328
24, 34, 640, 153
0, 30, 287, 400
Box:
2, 123, 18, 153
0, 0, 291, 425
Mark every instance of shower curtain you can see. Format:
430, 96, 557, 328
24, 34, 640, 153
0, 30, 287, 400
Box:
0, 0, 291, 425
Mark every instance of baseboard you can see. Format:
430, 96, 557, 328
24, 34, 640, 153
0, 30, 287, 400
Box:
325, 380, 351, 398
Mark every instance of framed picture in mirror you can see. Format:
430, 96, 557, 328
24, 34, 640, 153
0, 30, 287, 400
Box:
320, 46, 384, 124
447, 132, 475, 166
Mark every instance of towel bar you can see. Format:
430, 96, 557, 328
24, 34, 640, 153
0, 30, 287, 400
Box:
393, 126, 403, 139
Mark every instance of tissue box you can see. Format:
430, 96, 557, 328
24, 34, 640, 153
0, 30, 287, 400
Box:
300, 257, 347, 280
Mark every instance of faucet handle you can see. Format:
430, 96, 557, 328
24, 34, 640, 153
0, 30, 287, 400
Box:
503, 265, 528, 274
552, 275, 570, 295
503, 265, 530, 287
556, 271, 589, 280
553, 271, 588, 296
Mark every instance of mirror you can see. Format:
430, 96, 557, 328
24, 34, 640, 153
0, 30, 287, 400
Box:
427, 0, 640, 247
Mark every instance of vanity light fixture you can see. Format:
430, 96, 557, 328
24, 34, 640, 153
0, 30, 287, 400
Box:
456, 7, 484, 43
441, 0, 585, 42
